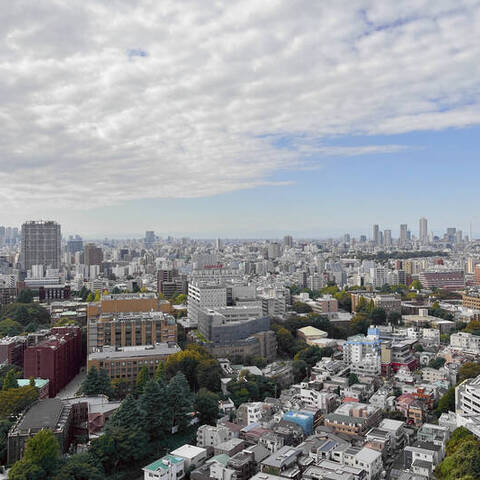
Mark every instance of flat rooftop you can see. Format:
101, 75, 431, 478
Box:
88, 343, 180, 360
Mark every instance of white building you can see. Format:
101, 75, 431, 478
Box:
343, 447, 383, 480
343, 334, 381, 376
143, 455, 185, 480
450, 331, 480, 355
187, 282, 227, 326
456, 374, 480, 415
170, 445, 207, 470
196, 425, 234, 448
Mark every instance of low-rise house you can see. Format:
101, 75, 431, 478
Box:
303, 461, 366, 480
260, 446, 302, 480
343, 447, 383, 480
143, 455, 185, 480
170, 445, 207, 469
403, 441, 443, 478
214, 438, 247, 457
324, 403, 381, 436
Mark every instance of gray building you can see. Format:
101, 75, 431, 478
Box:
8, 399, 73, 464
21, 220, 61, 271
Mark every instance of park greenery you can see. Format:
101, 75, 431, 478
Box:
435, 427, 480, 479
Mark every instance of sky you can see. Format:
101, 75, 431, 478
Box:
2, 0, 480, 239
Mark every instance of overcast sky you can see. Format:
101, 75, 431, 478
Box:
2, 0, 480, 238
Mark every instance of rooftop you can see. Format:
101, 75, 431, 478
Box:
144, 454, 184, 472
88, 342, 180, 360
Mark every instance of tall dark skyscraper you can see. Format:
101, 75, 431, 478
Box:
21, 220, 61, 271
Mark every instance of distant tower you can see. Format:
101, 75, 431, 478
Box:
21, 220, 61, 271
419, 217, 428, 243
283, 235, 293, 248
372, 225, 380, 245
384, 230, 392, 247
145, 231, 155, 247
400, 224, 408, 246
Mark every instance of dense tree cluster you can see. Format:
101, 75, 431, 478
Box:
227, 373, 280, 407
81, 366, 114, 398
0, 303, 50, 335
8, 372, 199, 479
435, 427, 480, 479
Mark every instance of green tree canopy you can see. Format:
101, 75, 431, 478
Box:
195, 389, 219, 425
136, 365, 150, 396
3, 368, 19, 390
167, 372, 194, 432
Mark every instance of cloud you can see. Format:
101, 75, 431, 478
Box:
1, 0, 480, 214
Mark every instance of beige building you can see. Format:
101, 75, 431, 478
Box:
87, 343, 181, 386
297, 326, 328, 345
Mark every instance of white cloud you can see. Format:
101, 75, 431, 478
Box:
1, 0, 480, 215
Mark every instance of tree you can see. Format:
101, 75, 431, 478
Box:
292, 302, 313, 314
292, 360, 308, 383
54, 453, 104, 480
111, 378, 130, 400
0, 303, 50, 327
86, 292, 94, 302
195, 389, 219, 425
0, 386, 39, 418
16, 289, 34, 304
104, 395, 149, 470
3, 368, 18, 390
295, 346, 333, 368
138, 379, 170, 443
8, 459, 45, 480
136, 365, 150, 396
196, 359, 222, 392
0, 418, 13, 465
414, 344, 424, 352
350, 313, 370, 335
348, 373, 359, 386
0, 318, 24, 337
409, 280, 423, 290
275, 327, 297, 356
97, 369, 113, 398
11, 429, 59, 478
436, 387, 455, 416
429, 357, 446, 369
93, 290, 101, 302
388, 311, 402, 326
154, 362, 165, 381
459, 362, 480, 382
370, 308, 387, 326
81, 366, 100, 396
167, 372, 194, 432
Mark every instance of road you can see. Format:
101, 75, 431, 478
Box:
56, 370, 86, 399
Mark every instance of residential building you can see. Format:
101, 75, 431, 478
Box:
344, 334, 381, 376
21, 220, 61, 271
418, 270, 465, 291
143, 454, 185, 480
456, 374, 480, 415
450, 331, 480, 355
196, 425, 235, 448
171, 445, 207, 469
23, 326, 82, 397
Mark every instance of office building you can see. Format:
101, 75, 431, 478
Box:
187, 281, 227, 326
418, 270, 465, 291
21, 220, 61, 271
87, 311, 177, 352
84, 243, 103, 266
157, 269, 188, 298
87, 343, 181, 386
145, 230, 155, 247
399, 224, 408, 246
419, 217, 428, 243
372, 225, 380, 246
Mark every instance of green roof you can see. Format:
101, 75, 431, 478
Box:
17, 379, 49, 388
208, 454, 230, 466
144, 455, 184, 472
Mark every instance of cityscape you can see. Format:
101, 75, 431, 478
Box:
1, 218, 480, 479
3, 1, 480, 480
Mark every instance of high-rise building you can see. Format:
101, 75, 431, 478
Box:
84, 243, 103, 266
372, 225, 380, 245
145, 231, 155, 247
283, 235, 293, 248
399, 224, 408, 246
21, 221, 61, 271
419, 217, 428, 243
384, 230, 392, 247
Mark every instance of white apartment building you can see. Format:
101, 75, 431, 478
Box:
343, 447, 383, 480
196, 425, 234, 448
343, 334, 382, 376
187, 282, 227, 325
450, 331, 480, 355
456, 374, 480, 415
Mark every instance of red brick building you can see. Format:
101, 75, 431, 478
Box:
24, 326, 82, 397
0, 337, 26, 368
